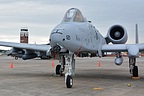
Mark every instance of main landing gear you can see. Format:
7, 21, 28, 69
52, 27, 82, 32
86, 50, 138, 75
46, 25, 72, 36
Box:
129, 57, 139, 77
55, 54, 75, 88
56, 55, 65, 75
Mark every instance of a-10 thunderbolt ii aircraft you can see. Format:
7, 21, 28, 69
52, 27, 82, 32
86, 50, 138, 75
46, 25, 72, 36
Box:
0, 8, 143, 88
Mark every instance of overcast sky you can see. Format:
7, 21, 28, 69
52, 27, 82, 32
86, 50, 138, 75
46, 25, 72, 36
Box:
0, 0, 144, 49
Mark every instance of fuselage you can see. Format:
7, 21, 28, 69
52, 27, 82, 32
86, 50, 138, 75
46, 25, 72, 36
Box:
50, 22, 106, 53
49, 8, 106, 54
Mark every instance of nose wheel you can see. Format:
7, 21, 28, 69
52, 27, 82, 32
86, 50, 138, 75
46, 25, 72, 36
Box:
65, 74, 73, 88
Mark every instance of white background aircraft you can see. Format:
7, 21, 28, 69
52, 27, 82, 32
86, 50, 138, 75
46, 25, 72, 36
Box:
0, 8, 143, 88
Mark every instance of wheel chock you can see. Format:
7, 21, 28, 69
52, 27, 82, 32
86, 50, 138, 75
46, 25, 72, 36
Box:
93, 87, 104, 90
127, 84, 131, 87
131, 76, 140, 80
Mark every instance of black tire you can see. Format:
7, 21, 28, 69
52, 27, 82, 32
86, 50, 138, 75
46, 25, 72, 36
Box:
66, 75, 73, 88
15, 56, 18, 60
56, 65, 61, 75
133, 66, 138, 77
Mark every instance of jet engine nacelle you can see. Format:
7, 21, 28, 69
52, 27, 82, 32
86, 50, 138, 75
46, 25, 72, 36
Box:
22, 53, 37, 60
107, 25, 128, 44
114, 57, 123, 66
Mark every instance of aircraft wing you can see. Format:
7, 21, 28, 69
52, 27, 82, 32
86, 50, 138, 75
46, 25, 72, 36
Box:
0, 41, 51, 51
102, 43, 144, 57
102, 44, 127, 52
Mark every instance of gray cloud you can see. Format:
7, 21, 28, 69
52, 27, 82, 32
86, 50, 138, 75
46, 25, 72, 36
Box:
0, 0, 144, 44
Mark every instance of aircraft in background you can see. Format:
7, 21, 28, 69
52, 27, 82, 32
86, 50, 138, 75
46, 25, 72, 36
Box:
7, 43, 51, 60
7, 28, 50, 60
0, 8, 143, 88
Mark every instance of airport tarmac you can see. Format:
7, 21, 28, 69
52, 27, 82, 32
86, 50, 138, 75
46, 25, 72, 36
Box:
0, 56, 144, 96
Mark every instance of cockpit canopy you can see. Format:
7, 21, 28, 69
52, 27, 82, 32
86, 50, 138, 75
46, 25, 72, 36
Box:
62, 8, 86, 22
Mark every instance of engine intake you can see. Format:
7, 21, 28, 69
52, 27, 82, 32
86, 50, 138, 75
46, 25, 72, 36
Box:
107, 25, 128, 44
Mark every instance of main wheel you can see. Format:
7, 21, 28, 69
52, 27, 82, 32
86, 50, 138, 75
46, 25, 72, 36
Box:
133, 66, 138, 77
56, 65, 61, 75
66, 75, 73, 88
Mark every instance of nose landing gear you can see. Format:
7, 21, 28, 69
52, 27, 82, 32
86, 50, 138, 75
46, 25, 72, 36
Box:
55, 54, 75, 88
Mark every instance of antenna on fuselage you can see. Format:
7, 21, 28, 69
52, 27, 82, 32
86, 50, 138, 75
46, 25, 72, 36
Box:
135, 24, 139, 44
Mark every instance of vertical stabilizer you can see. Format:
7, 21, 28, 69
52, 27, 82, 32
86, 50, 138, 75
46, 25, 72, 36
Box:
135, 24, 139, 44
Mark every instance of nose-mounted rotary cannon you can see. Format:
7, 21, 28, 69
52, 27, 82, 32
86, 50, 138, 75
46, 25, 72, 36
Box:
51, 45, 61, 53
49, 45, 61, 59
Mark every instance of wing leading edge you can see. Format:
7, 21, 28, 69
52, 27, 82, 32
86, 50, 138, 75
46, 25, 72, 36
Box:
102, 43, 144, 57
0, 41, 51, 52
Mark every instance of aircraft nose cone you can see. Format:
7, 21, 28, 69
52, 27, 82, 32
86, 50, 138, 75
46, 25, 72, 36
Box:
50, 29, 65, 47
